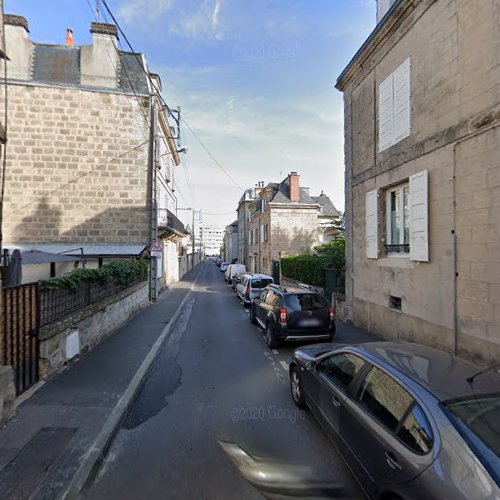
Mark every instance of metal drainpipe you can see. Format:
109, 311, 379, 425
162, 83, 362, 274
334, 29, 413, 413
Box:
451, 122, 500, 356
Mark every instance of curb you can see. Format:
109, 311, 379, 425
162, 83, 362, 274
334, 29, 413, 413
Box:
59, 276, 198, 500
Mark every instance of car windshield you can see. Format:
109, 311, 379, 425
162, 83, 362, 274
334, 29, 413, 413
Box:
285, 294, 328, 311
251, 278, 273, 289
444, 394, 500, 484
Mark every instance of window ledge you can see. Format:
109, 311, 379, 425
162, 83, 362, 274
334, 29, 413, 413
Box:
377, 257, 416, 269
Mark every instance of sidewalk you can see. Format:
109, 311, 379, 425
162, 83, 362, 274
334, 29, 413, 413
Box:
336, 321, 383, 344
0, 266, 200, 500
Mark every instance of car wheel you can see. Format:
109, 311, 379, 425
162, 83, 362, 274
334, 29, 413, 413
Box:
290, 367, 306, 408
265, 323, 279, 348
249, 305, 257, 324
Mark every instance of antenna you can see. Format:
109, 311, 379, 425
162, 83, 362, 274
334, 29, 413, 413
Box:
96, 0, 100, 22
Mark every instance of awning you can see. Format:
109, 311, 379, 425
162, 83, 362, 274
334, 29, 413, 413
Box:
20, 250, 80, 264
5, 243, 148, 258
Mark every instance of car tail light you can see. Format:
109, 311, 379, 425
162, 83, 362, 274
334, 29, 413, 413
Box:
328, 307, 335, 321
245, 284, 250, 298
279, 308, 287, 324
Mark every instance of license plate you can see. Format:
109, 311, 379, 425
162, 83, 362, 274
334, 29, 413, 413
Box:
300, 319, 321, 327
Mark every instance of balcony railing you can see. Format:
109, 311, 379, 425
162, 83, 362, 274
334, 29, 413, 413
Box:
385, 244, 410, 254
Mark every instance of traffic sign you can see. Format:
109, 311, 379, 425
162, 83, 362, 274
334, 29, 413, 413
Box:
149, 239, 162, 253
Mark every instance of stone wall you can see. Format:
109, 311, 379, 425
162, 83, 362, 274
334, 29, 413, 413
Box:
39, 282, 148, 377
341, 0, 500, 362
1, 83, 150, 245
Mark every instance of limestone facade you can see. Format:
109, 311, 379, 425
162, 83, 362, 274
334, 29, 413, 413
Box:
336, 0, 500, 362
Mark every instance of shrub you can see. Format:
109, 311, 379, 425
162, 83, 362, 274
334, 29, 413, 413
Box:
43, 259, 149, 292
281, 255, 327, 288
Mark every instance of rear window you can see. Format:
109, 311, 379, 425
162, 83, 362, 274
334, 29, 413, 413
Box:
285, 293, 328, 312
251, 278, 273, 289
444, 394, 500, 485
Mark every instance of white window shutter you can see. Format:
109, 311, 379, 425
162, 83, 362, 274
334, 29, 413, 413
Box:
366, 189, 379, 259
378, 75, 393, 152
393, 58, 411, 143
409, 170, 429, 262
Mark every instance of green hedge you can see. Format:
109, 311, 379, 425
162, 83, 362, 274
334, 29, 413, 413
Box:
281, 255, 327, 288
43, 259, 149, 292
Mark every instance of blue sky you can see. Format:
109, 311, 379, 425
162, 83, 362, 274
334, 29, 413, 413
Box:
5, 0, 376, 227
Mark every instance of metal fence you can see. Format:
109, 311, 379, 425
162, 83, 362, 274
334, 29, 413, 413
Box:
1, 283, 40, 395
39, 276, 146, 326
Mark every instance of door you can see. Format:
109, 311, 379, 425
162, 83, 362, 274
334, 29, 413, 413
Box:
253, 290, 268, 325
309, 353, 366, 443
340, 366, 415, 496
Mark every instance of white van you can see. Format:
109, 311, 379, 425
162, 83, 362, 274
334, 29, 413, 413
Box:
225, 264, 246, 284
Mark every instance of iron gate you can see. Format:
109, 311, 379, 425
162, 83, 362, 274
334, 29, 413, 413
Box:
1, 283, 40, 395
324, 268, 337, 299
272, 260, 281, 285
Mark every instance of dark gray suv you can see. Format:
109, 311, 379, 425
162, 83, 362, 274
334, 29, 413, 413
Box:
249, 285, 335, 348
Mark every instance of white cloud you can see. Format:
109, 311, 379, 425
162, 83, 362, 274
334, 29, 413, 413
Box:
118, 0, 174, 23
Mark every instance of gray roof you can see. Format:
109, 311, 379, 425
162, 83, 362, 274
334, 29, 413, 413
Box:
28, 43, 150, 95
6, 243, 146, 257
270, 177, 316, 205
311, 195, 339, 217
20, 250, 79, 264
33, 45, 80, 85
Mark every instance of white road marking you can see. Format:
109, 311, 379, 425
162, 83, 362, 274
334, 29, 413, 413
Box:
280, 361, 289, 371
272, 349, 279, 355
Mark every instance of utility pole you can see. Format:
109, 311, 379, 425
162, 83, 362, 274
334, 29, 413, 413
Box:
148, 99, 158, 303
192, 208, 195, 270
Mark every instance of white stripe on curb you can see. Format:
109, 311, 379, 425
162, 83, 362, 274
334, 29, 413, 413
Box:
280, 361, 289, 371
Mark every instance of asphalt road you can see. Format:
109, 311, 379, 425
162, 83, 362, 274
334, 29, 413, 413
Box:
84, 262, 364, 499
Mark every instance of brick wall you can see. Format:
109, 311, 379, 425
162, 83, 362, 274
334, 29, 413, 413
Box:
2, 84, 150, 244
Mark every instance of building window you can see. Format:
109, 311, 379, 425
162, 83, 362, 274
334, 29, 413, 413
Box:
365, 170, 429, 262
379, 58, 411, 152
385, 183, 410, 254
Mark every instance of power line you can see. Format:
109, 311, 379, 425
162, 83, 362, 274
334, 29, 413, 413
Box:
100, 0, 243, 194
181, 117, 243, 191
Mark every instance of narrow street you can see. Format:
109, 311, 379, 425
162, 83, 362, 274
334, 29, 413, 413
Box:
84, 261, 364, 499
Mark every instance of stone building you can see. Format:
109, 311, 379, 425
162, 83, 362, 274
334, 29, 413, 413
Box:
224, 221, 239, 263
247, 172, 336, 275
0, 14, 187, 288
336, 0, 500, 362
236, 186, 258, 267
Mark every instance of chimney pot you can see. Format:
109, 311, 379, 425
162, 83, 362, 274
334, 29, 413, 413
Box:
66, 28, 75, 47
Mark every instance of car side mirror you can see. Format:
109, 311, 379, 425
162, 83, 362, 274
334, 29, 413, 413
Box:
305, 360, 316, 371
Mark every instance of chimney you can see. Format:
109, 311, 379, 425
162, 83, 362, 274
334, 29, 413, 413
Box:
80, 22, 119, 88
289, 172, 300, 202
255, 181, 265, 197
320, 190, 326, 196
3, 14, 32, 81
65, 28, 75, 46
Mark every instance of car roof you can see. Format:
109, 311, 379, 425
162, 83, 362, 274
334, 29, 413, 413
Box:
269, 284, 318, 294
349, 341, 500, 401
250, 273, 272, 279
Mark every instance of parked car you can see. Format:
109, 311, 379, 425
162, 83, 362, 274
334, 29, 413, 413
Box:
289, 341, 500, 500
220, 262, 229, 272
237, 274, 274, 305
216, 258, 222, 267
225, 263, 246, 284
249, 285, 335, 348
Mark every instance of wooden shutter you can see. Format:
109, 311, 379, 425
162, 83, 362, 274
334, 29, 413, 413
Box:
366, 189, 379, 259
378, 74, 394, 152
409, 170, 429, 262
393, 58, 411, 144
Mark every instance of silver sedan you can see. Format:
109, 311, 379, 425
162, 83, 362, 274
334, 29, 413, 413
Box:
289, 341, 500, 500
